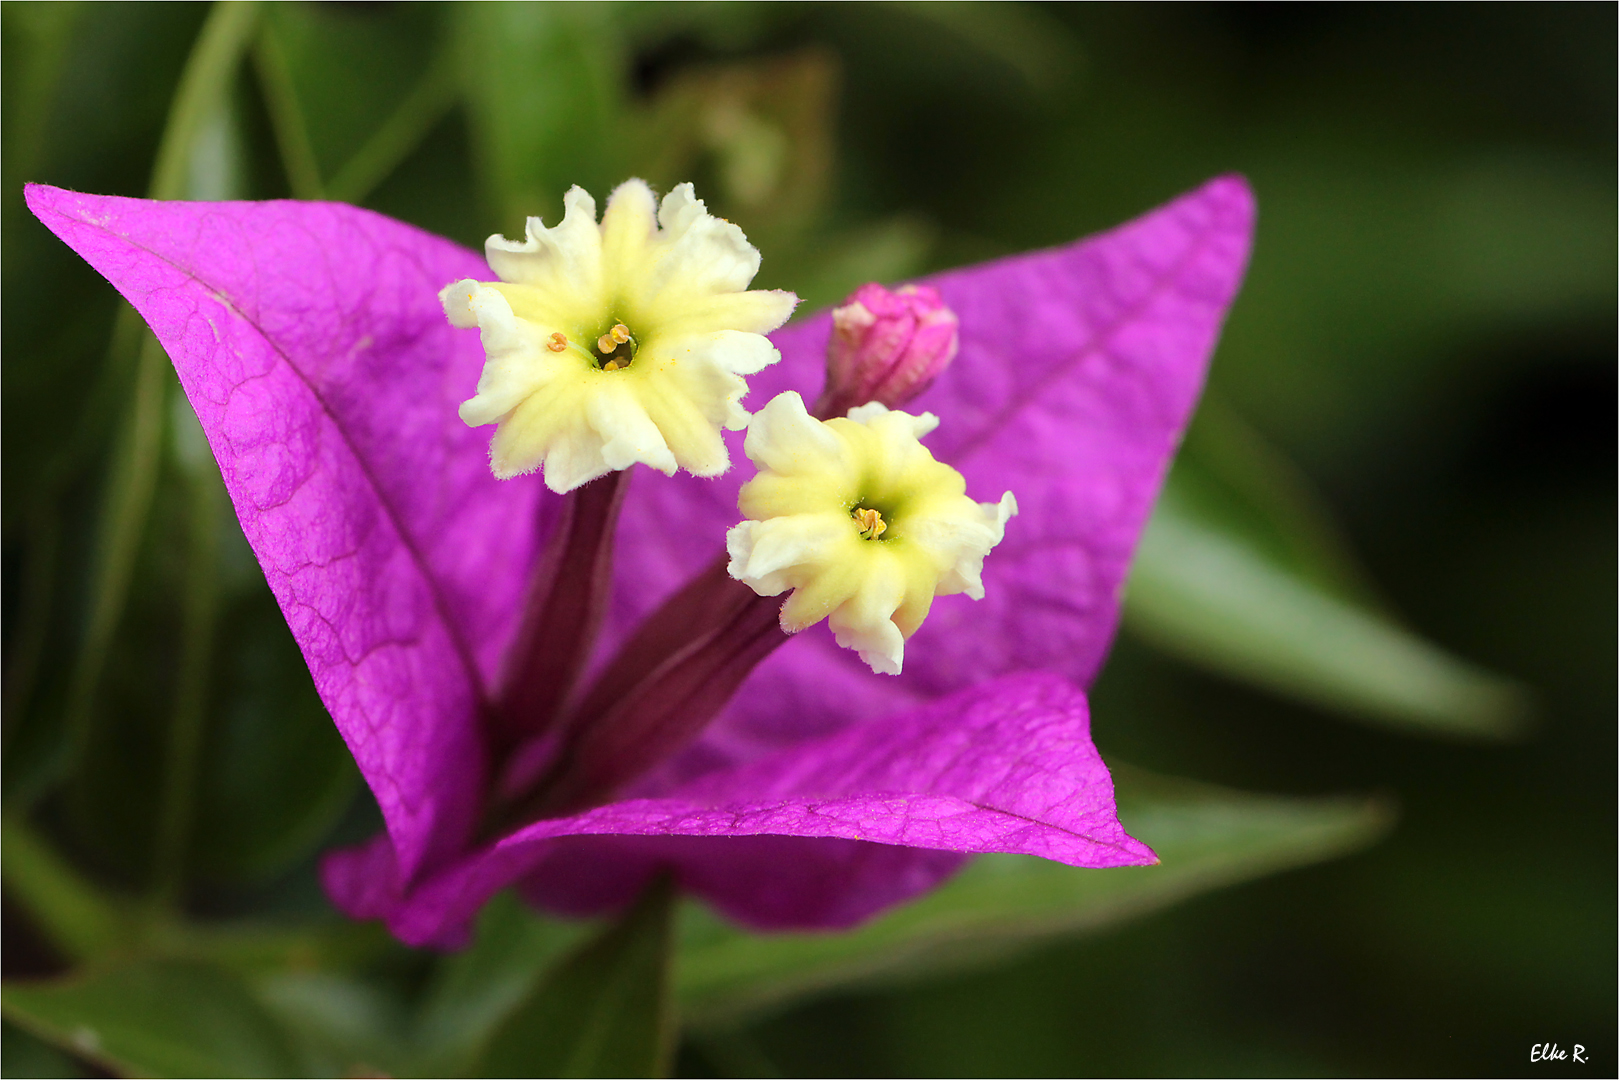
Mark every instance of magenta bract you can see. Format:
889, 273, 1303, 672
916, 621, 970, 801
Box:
26, 177, 1253, 947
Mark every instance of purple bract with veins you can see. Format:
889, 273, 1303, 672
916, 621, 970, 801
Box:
26, 177, 1254, 947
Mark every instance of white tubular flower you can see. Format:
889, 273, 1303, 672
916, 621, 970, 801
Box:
727, 391, 1017, 675
442, 181, 798, 492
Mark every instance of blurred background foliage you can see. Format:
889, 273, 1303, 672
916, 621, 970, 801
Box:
1, 2, 1612, 1076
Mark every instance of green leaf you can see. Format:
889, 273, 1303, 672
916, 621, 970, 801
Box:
1127, 483, 1527, 739
1212, 154, 1616, 461
1, 4, 209, 561
3, 10, 213, 804
1125, 401, 1528, 738
2, 960, 303, 1078
475, 878, 677, 1079
675, 772, 1392, 1026
414, 891, 590, 1076
249, 19, 323, 200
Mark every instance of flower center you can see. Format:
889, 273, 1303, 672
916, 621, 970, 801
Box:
593, 321, 636, 371
728, 392, 1017, 675
852, 505, 888, 539
444, 180, 798, 491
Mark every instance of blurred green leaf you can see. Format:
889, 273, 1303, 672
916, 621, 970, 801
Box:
150, 385, 230, 904
252, 971, 407, 1079
0, 817, 131, 962
1170, 399, 1386, 608
887, 0, 1084, 94
2, 960, 303, 1078
60, 8, 268, 897
250, 18, 322, 200
4, 5, 204, 781
59, 333, 171, 809
69, 460, 198, 882
146, 1, 260, 203
2, 504, 61, 762
633, 50, 836, 242
327, 52, 459, 207
255, 2, 456, 204
0, 2, 84, 201
675, 771, 1392, 1026
58, 0, 260, 814
454, 1, 626, 226
259, 2, 430, 177
189, 592, 360, 884
1, 1019, 92, 1079
1438, 157, 1617, 320
475, 878, 676, 1078
788, 217, 936, 310
628, 47, 934, 309
415, 891, 590, 1076
1126, 466, 1528, 739
1210, 153, 1617, 465
160, 918, 396, 981
613, 1, 789, 55
629, 46, 933, 309
43, 1, 356, 894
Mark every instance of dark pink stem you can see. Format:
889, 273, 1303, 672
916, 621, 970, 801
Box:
490, 470, 630, 760
496, 557, 787, 826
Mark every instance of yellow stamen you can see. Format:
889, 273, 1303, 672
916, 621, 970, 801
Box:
597, 333, 616, 355
609, 323, 631, 344
853, 506, 886, 539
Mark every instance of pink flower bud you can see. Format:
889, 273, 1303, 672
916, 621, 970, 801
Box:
814, 282, 960, 419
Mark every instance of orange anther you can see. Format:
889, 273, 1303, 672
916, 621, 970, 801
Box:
546, 332, 568, 353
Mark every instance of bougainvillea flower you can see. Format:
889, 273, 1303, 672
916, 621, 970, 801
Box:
727, 392, 1018, 675
26, 175, 1254, 947
445, 180, 797, 491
